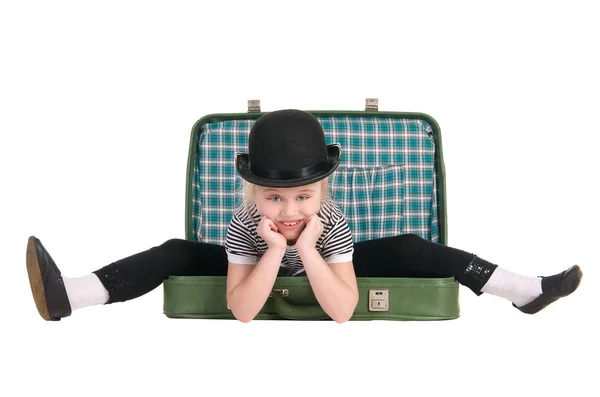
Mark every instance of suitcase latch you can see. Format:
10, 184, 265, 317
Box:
368, 289, 389, 312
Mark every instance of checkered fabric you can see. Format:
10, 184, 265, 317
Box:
192, 116, 439, 245
328, 165, 405, 243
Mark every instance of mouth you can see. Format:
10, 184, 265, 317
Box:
278, 220, 303, 230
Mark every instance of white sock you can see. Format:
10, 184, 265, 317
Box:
481, 267, 543, 307
63, 273, 109, 311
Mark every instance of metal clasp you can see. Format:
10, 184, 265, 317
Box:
365, 98, 379, 111
248, 99, 261, 112
368, 289, 389, 311
269, 288, 289, 297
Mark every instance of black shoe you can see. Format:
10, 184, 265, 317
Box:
26, 236, 72, 321
514, 265, 583, 314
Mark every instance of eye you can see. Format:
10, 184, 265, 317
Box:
297, 195, 309, 201
268, 196, 282, 202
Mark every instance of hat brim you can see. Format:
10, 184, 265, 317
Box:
235, 144, 341, 188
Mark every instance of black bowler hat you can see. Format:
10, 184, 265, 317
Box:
235, 109, 341, 188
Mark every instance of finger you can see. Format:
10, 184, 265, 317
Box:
266, 219, 278, 232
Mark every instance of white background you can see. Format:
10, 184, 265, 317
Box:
1, 1, 598, 396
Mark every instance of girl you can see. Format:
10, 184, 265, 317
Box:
26, 109, 583, 323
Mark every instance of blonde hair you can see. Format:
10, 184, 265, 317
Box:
243, 178, 330, 212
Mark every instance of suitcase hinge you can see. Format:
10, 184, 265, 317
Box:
365, 98, 379, 111
248, 99, 261, 113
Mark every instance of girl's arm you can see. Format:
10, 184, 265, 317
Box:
226, 246, 284, 323
226, 215, 288, 323
297, 248, 359, 323
296, 214, 359, 323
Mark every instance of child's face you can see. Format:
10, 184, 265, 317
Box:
254, 181, 323, 244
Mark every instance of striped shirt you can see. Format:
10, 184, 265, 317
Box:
225, 198, 354, 276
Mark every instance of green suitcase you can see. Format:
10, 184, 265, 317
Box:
162, 99, 460, 320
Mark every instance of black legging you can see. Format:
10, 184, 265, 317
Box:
94, 234, 497, 304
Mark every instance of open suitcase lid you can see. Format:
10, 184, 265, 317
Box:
185, 99, 447, 247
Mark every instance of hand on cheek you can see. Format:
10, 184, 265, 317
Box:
257, 216, 287, 250
296, 214, 323, 251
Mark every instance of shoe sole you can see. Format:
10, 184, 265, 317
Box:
26, 236, 53, 321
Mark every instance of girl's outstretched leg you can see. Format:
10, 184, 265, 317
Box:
26, 236, 227, 321
352, 234, 582, 314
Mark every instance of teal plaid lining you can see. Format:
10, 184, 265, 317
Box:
328, 165, 404, 243
192, 116, 439, 245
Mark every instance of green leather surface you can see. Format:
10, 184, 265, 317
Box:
163, 276, 460, 321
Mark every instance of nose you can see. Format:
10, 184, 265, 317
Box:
281, 200, 298, 217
